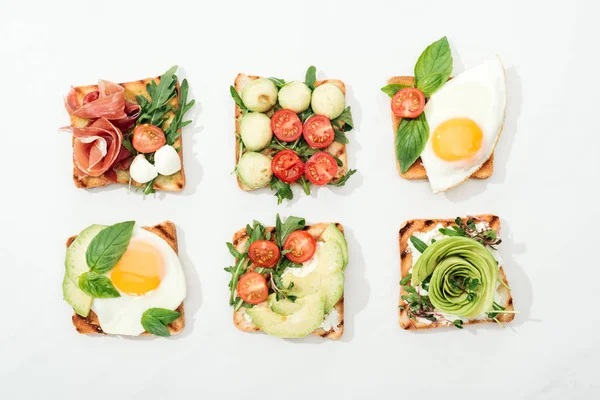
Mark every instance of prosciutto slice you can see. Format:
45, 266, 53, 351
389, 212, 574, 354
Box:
111, 101, 141, 131
72, 118, 123, 177
65, 80, 127, 120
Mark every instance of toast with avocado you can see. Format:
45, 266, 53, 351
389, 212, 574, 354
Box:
399, 214, 515, 330
225, 215, 348, 339
231, 66, 357, 204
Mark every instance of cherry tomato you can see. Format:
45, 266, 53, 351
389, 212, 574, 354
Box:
248, 240, 280, 268
271, 109, 303, 142
132, 124, 166, 153
271, 150, 304, 183
83, 91, 99, 105
283, 231, 317, 263
304, 152, 338, 186
237, 272, 269, 305
391, 88, 425, 118
303, 115, 334, 149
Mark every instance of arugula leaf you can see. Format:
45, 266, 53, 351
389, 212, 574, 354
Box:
333, 106, 354, 131
138, 66, 178, 126
143, 178, 156, 195
305, 66, 317, 90
333, 125, 350, 144
328, 169, 356, 187
380, 83, 413, 97
414, 37, 453, 97
299, 108, 314, 123
248, 221, 265, 244
299, 176, 311, 195
78, 272, 120, 298
275, 214, 306, 247
86, 221, 135, 274
409, 236, 428, 253
333, 156, 344, 167
230, 85, 247, 113
226, 242, 241, 259
141, 308, 181, 337
438, 227, 463, 237
270, 177, 293, 204
404, 285, 417, 295
164, 78, 195, 146
400, 273, 412, 286
122, 138, 135, 153
395, 112, 429, 173
268, 77, 286, 88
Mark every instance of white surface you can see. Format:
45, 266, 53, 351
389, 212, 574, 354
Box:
0, 0, 598, 398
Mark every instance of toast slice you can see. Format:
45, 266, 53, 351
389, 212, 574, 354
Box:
387, 76, 494, 180
67, 221, 185, 335
233, 74, 349, 191
398, 214, 514, 330
231, 222, 345, 339
68, 78, 185, 191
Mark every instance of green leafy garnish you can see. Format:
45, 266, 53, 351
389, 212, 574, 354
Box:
409, 236, 428, 253
380, 83, 413, 97
270, 177, 293, 205
164, 78, 195, 146
275, 214, 306, 247
305, 66, 317, 90
299, 109, 314, 123
438, 217, 502, 246
400, 273, 412, 286
414, 36, 453, 97
137, 65, 178, 126
328, 169, 356, 187
78, 272, 120, 298
141, 308, 181, 337
332, 124, 350, 145
268, 77, 286, 88
299, 176, 311, 195
85, 221, 135, 274
453, 319, 464, 329
395, 112, 429, 173
333, 106, 354, 131
230, 85, 247, 113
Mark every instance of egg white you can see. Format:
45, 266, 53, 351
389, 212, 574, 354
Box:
90, 226, 186, 336
421, 56, 507, 193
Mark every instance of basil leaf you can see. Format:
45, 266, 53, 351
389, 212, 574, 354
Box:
275, 214, 306, 247
86, 221, 135, 274
268, 77, 286, 88
226, 242, 241, 259
328, 169, 356, 187
414, 36, 453, 97
78, 272, 120, 298
395, 113, 429, 173
381, 83, 412, 97
334, 107, 354, 131
230, 85, 247, 113
333, 125, 350, 144
409, 236, 428, 253
305, 66, 316, 90
270, 177, 293, 205
141, 308, 181, 337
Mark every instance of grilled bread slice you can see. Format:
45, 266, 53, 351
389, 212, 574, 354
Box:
231, 222, 345, 339
68, 77, 185, 191
398, 214, 514, 330
233, 74, 349, 191
387, 76, 494, 180
68, 221, 185, 335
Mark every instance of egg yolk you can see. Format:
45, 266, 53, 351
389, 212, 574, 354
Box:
110, 239, 163, 296
432, 118, 483, 162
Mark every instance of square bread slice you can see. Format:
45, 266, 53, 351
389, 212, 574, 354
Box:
398, 214, 514, 330
68, 221, 185, 335
387, 76, 494, 180
231, 222, 345, 339
67, 77, 185, 191
233, 74, 349, 191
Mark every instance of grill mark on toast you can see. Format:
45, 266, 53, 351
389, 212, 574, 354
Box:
489, 215, 499, 226
399, 221, 413, 237
154, 225, 174, 243
424, 219, 434, 227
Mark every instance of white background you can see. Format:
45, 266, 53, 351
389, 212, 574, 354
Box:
1, 0, 598, 398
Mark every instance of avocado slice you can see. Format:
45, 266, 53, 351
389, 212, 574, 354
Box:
321, 224, 349, 269
268, 293, 303, 316
62, 224, 106, 317
322, 270, 344, 313
247, 293, 326, 338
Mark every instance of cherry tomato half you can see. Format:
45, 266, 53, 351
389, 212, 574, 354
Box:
283, 231, 317, 263
271, 150, 304, 183
132, 124, 166, 153
271, 109, 303, 142
391, 88, 425, 118
304, 152, 338, 186
303, 115, 334, 149
237, 272, 269, 305
248, 240, 280, 268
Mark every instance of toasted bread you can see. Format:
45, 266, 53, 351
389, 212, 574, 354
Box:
387, 76, 494, 180
231, 222, 345, 339
68, 78, 185, 191
233, 74, 349, 191
67, 221, 185, 335
398, 214, 514, 330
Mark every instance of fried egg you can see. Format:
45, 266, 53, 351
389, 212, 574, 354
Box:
421, 56, 507, 193
90, 226, 186, 335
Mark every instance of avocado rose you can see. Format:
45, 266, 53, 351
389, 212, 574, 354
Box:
412, 237, 498, 318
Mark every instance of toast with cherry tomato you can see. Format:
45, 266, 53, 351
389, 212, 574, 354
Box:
63, 66, 195, 194
225, 215, 349, 339
230, 66, 357, 204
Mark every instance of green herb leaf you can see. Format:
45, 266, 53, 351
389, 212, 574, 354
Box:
404, 285, 417, 295
414, 36, 453, 97
78, 272, 120, 298
138, 66, 178, 126
409, 236, 428, 253
226, 242, 241, 259
381, 83, 412, 97
299, 109, 314, 123
122, 138, 135, 153
328, 169, 356, 187
305, 66, 317, 90
268, 77, 286, 88
248, 221, 265, 244
143, 178, 156, 195
270, 177, 293, 205
395, 112, 429, 173
164, 78, 195, 146
333, 107, 354, 131
299, 176, 312, 195
230, 85, 247, 113
453, 319, 464, 329
141, 308, 181, 337
438, 227, 463, 237
85, 221, 135, 274
333, 125, 350, 144
469, 278, 480, 291
275, 214, 306, 247
400, 273, 412, 286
